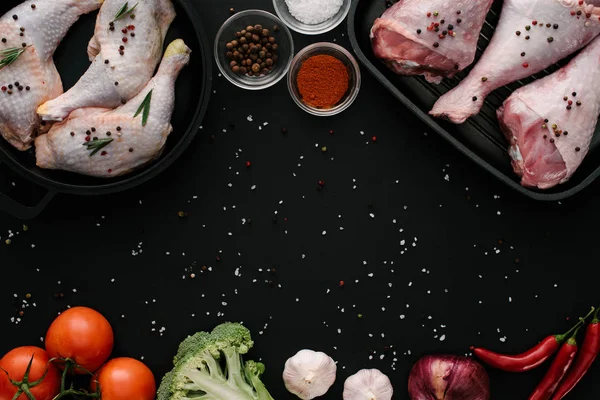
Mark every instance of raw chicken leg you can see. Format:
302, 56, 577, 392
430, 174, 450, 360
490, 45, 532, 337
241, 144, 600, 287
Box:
431, 0, 600, 124
35, 39, 190, 178
37, 0, 176, 122
371, 0, 494, 83
498, 35, 600, 189
0, 0, 102, 150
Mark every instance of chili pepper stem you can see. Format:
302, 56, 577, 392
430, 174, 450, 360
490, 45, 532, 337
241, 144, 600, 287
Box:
556, 307, 595, 343
566, 324, 584, 345
592, 306, 600, 323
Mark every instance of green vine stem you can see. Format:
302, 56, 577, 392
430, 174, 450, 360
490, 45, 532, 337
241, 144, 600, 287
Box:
2, 355, 50, 400
50, 358, 101, 400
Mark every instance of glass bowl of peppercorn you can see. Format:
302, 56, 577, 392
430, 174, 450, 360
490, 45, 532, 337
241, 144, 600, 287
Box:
288, 42, 361, 116
215, 10, 294, 90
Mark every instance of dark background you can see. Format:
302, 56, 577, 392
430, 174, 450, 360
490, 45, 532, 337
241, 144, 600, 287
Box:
1, 0, 600, 399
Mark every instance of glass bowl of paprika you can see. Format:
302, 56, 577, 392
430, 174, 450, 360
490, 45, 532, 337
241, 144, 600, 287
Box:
287, 42, 361, 116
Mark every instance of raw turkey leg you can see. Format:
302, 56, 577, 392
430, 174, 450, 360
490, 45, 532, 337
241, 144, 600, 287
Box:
497, 35, 600, 189
370, 0, 494, 84
37, 0, 175, 122
35, 39, 190, 178
431, 0, 600, 124
0, 0, 103, 150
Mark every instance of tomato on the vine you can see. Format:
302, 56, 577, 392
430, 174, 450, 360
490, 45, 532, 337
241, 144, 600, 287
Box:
0, 346, 60, 400
45, 307, 114, 374
91, 357, 156, 400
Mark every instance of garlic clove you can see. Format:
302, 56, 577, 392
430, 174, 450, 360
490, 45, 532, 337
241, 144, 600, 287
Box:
283, 349, 337, 399
343, 369, 393, 400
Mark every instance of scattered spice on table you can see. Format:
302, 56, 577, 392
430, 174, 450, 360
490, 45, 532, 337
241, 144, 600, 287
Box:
296, 54, 349, 109
285, 0, 343, 25
225, 24, 279, 77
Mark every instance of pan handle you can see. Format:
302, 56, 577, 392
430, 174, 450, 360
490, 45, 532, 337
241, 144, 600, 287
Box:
0, 159, 56, 220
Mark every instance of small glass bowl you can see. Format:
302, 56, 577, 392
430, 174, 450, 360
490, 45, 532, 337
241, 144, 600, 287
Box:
272, 0, 352, 35
214, 10, 294, 90
288, 43, 361, 117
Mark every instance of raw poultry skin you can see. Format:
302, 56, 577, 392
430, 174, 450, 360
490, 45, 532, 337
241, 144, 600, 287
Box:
35, 39, 190, 178
431, 0, 600, 124
37, 0, 175, 122
498, 35, 600, 189
0, 0, 102, 150
370, 0, 494, 84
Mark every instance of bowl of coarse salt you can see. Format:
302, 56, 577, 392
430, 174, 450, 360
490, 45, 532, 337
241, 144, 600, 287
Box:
272, 0, 352, 35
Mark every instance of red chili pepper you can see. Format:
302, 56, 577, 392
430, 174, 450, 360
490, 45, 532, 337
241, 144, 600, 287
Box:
528, 324, 583, 400
472, 308, 595, 372
551, 307, 600, 399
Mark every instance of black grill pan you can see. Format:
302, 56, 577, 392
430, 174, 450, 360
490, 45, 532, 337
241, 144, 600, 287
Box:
348, 0, 600, 201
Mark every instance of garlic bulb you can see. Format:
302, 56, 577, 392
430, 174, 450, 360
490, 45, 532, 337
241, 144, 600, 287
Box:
283, 349, 337, 399
343, 369, 393, 400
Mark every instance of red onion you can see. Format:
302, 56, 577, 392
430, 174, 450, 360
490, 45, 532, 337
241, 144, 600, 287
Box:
408, 355, 490, 400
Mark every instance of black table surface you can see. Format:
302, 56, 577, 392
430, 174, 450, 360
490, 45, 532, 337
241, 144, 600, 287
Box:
1, 0, 600, 399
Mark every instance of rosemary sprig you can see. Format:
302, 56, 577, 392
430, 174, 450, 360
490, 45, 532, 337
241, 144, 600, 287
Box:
134, 89, 153, 126
112, 2, 138, 22
0, 46, 28, 70
82, 138, 113, 157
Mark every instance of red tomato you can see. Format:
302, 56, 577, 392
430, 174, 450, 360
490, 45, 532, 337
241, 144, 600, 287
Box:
91, 358, 156, 400
45, 307, 114, 374
0, 346, 60, 400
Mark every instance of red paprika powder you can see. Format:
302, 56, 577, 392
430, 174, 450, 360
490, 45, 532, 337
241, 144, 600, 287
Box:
296, 54, 349, 109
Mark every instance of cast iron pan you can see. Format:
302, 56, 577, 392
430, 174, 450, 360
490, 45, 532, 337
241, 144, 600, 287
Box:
0, 0, 212, 219
348, 0, 600, 201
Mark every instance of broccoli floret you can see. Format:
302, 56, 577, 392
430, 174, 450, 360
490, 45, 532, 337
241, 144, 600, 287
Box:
174, 331, 211, 365
157, 322, 274, 400
244, 361, 273, 400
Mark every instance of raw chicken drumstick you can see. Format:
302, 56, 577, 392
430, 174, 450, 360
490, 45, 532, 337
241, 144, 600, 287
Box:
431, 0, 600, 124
37, 0, 175, 122
0, 0, 102, 150
497, 35, 600, 189
35, 39, 189, 178
371, 0, 494, 83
